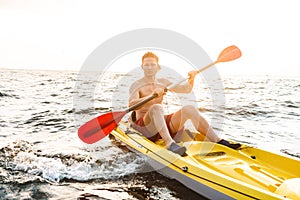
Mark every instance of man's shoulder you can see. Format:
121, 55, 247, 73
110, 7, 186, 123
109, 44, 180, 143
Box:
129, 78, 143, 93
157, 78, 171, 85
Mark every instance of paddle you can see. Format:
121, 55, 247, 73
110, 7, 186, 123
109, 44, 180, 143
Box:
78, 45, 242, 144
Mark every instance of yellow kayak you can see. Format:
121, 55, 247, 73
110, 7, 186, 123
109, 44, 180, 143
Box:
111, 122, 300, 200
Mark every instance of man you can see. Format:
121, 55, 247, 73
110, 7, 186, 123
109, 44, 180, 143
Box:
128, 52, 241, 156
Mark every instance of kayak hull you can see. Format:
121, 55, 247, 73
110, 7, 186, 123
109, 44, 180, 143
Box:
146, 155, 235, 199
110, 123, 300, 200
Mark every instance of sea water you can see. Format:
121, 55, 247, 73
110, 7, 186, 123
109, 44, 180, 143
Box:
1, 69, 299, 199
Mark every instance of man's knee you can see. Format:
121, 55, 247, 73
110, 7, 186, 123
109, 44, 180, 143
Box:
182, 105, 198, 114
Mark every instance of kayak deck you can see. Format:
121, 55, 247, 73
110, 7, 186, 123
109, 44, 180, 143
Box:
184, 141, 296, 193
111, 123, 300, 200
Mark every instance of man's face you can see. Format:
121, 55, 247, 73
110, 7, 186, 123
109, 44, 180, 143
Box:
142, 57, 159, 77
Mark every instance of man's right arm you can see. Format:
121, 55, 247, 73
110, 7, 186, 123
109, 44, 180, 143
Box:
129, 82, 148, 109
129, 83, 155, 110
128, 86, 140, 107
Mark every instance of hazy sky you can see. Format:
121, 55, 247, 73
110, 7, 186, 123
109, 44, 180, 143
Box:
1, 0, 300, 76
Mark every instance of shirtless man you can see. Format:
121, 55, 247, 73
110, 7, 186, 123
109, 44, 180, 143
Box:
129, 52, 241, 155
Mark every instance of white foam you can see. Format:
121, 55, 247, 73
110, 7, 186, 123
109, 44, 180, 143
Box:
11, 146, 144, 182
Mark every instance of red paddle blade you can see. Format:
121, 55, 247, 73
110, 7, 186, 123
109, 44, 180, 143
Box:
78, 111, 126, 144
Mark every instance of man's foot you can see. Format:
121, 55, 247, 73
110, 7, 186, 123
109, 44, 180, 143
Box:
218, 139, 241, 150
167, 142, 187, 156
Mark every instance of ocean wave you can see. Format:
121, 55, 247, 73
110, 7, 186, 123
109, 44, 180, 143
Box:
225, 106, 271, 118
22, 110, 71, 131
62, 108, 75, 114
0, 92, 10, 97
281, 100, 299, 108
0, 140, 144, 184
281, 149, 300, 159
0, 92, 19, 99
224, 86, 246, 90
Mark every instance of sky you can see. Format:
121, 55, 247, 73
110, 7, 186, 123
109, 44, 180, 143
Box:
1, 0, 300, 76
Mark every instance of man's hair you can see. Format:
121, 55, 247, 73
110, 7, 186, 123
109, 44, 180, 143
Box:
142, 52, 159, 63
142, 52, 160, 69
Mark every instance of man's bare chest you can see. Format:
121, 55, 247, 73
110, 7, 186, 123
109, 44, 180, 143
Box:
139, 84, 164, 97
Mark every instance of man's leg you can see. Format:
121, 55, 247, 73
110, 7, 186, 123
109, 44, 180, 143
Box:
143, 104, 186, 155
143, 104, 174, 147
169, 105, 241, 149
168, 105, 220, 142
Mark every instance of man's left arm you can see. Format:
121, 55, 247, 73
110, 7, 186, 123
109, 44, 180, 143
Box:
169, 70, 198, 93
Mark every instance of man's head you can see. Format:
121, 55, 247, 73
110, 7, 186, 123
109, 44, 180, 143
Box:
141, 52, 161, 70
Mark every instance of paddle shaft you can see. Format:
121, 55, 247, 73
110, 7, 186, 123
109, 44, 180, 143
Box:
127, 45, 241, 113
166, 61, 217, 89
127, 61, 218, 113
127, 93, 158, 112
